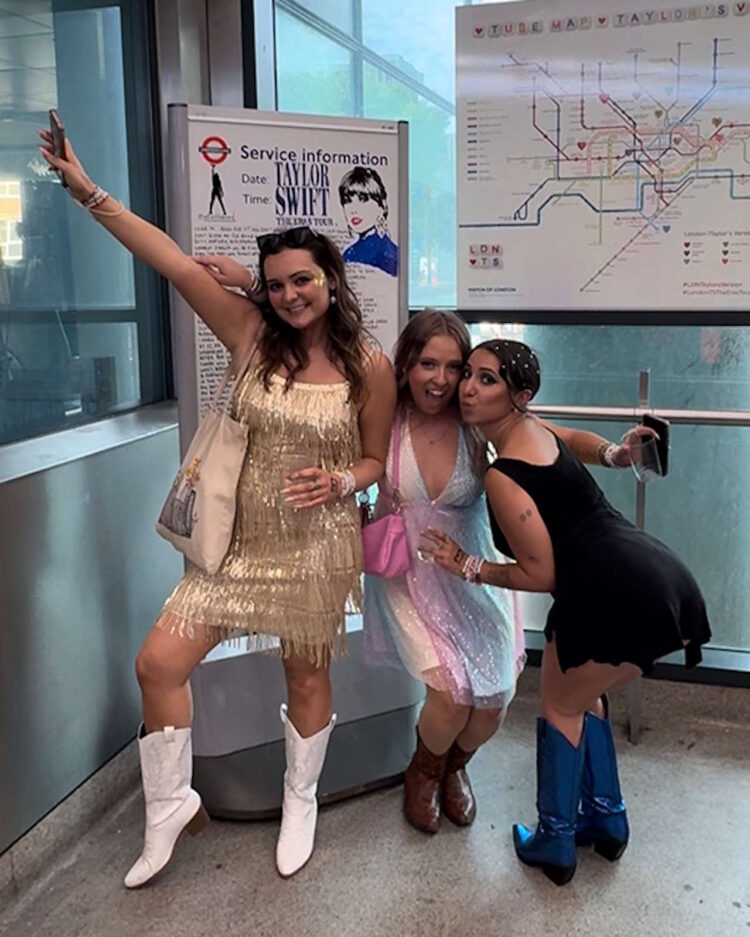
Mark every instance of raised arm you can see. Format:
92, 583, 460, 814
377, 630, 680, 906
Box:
541, 420, 657, 469
39, 131, 261, 356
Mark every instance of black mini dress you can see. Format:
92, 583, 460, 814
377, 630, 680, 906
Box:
488, 435, 711, 673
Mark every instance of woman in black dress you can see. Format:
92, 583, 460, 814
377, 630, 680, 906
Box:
420, 339, 711, 886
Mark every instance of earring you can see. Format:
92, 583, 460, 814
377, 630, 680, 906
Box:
329, 291, 337, 305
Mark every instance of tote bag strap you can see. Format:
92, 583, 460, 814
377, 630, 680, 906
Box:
209, 342, 258, 411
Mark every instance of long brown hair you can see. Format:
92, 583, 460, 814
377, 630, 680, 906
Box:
394, 309, 487, 476
255, 230, 373, 406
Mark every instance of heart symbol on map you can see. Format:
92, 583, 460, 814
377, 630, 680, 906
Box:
598, 16, 608, 25
722, 249, 729, 256
684, 250, 690, 257
663, 225, 671, 233
599, 93, 609, 104
470, 258, 477, 266
474, 26, 484, 37
655, 109, 663, 118
722, 258, 729, 264
577, 141, 586, 150
684, 242, 691, 248
684, 259, 690, 264
723, 241, 729, 247
712, 117, 722, 127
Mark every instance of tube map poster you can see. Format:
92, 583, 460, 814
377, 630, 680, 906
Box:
456, 1, 750, 309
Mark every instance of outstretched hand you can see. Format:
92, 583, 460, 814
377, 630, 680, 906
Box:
610, 425, 659, 468
38, 130, 95, 202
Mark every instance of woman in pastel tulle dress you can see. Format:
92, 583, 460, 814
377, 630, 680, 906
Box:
363, 310, 638, 834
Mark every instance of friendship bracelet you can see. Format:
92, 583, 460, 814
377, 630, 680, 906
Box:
90, 198, 126, 218
461, 554, 485, 584
76, 185, 108, 210
603, 443, 620, 468
597, 441, 619, 468
242, 272, 267, 303
335, 469, 356, 498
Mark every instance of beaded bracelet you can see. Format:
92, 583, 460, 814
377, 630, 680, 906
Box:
79, 185, 109, 210
597, 441, 619, 468
74, 185, 126, 219
242, 273, 268, 304
461, 554, 485, 584
335, 469, 356, 498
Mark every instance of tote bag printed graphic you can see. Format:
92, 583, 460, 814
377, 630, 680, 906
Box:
156, 357, 251, 574
159, 456, 202, 537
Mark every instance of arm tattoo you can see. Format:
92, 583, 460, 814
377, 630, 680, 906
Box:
453, 548, 466, 564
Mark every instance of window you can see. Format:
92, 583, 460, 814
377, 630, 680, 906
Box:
0, 2, 165, 446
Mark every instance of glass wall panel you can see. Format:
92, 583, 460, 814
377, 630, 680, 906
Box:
275, 9, 355, 116
0, 1, 164, 445
362, 63, 455, 308
361, 0, 458, 105
292, 0, 355, 35
470, 324, 750, 410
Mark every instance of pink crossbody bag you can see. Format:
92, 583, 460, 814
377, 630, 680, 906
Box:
361, 412, 410, 578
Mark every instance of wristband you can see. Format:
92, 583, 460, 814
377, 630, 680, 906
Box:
461, 554, 485, 584
243, 272, 267, 303
335, 469, 356, 498
597, 441, 619, 468
79, 185, 109, 210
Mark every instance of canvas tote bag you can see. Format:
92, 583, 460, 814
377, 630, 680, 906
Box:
156, 349, 254, 574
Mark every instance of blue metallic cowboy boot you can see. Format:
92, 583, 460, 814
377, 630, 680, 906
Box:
513, 718, 585, 887
575, 695, 629, 862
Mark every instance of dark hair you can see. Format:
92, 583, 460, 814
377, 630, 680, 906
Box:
395, 309, 487, 476
474, 339, 541, 405
338, 167, 388, 216
256, 229, 373, 405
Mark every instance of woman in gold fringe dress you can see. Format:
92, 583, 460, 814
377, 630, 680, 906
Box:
40, 132, 396, 887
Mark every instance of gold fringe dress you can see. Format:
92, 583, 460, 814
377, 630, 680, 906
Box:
157, 369, 363, 664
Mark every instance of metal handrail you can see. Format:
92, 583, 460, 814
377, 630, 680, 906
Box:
529, 404, 750, 427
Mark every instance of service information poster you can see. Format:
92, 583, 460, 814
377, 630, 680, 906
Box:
456, 1, 750, 310
184, 109, 403, 413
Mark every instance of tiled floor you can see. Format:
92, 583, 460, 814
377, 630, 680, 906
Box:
1, 681, 748, 937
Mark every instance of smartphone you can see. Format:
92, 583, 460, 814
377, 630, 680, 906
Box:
640, 413, 669, 478
48, 109, 68, 187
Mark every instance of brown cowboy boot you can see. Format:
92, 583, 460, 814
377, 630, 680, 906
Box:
441, 742, 477, 826
403, 730, 449, 834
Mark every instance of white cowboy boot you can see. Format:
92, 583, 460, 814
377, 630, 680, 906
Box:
124, 724, 209, 888
275, 704, 336, 878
